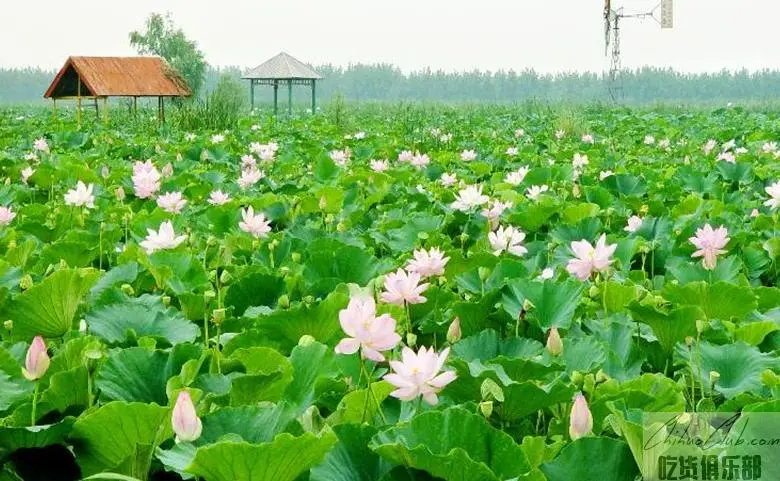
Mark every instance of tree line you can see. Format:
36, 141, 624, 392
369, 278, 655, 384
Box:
2, 63, 779, 106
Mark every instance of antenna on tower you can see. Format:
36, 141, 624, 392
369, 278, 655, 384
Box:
603, 0, 673, 101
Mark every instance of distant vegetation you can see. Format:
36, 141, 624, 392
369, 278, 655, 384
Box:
2, 64, 778, 105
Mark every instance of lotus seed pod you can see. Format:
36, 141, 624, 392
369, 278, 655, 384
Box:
204, 290, 216, 301
291, 252, 301, 263
298, 334, 315, 347
583, 374, 595, 394
522, 299, 534, 311
162, 296, 171, 307
406, 332, 417, 347
278, 294, 290, 309
219, 270, 233, 285
685, 336, 694, 346
212, 308, 226, 325
19, 274, 33, 290
695, 320, 707, 334
120, 283, 135, 296
571, 371, 584, 387
596, 369, 609, 383
3, 320, 12, 331
709, 371, 721, 384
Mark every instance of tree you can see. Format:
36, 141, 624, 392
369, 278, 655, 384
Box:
129, 13, 207, 96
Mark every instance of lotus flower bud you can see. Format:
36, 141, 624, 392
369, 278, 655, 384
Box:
3, 320, 12, 331
447, 317, 462, 344
298, 334, 315, 347
161, 163, 174, 178
572, 183, 581, 198
695, 320, 707, 334
115, 187, 125, 201
709, 371, 721, 385
685, 336, 694, 347
319, 196, 327, 211
79, 319, 88, 334
479, 400, 493, 418
751, 209, 760, 218
546, 328, 563, 356
569, 392, 593, 440
406, 332, 417, 347
478, 267, 491, 282
22, 336, 50, 381
19, 274, 33, 290
172, 391, 202, 443
101, 166, 110, 179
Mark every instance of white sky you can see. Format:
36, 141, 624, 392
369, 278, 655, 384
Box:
2, 0, 778, 73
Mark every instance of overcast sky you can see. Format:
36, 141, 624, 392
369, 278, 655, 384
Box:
2, 0, 778, 73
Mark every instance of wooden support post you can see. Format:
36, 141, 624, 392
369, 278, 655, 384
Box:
288, 80, 293, 115
311, 80, 316, 114
273, 81, 279, 116
250, 80, 255, 110
133, 96, 138, 117
77, 76, 82, 126
94, 97, 99, 119
102, 97, 108, 123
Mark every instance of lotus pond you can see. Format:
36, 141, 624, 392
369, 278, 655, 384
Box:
1, 104, 780, 481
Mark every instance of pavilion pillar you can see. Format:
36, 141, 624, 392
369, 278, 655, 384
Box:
288, 80, 293, 115
273, 81, 279, 116
103, 97, 108, 123
133, 97, 138, 117
77, 76, 82, 126
94, 97, 99, 120
311, 80, 316, 114
250, 80, 255, 110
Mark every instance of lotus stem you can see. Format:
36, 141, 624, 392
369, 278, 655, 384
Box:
31, 382, 39, 426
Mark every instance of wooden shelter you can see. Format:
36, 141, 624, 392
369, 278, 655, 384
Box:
242, 52, 322, 115
44, 56, 191, 123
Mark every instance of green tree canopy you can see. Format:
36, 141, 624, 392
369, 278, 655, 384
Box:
129, 12, 207, 96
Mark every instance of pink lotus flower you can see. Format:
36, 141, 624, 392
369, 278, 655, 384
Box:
208, 190, 231, 205
569, 392, 593, 440
764, 181, 780, 210
140, 221, 187, 254
488, 225, 528, 257
460, 150, 477, 162
239, 207, 272, 238
33, 138, 49, 153
689, 224, 729, 270
515, 128, 525, 138
132, 160, 161, 199
751, 208, 760, 218
334, 297, 401, 362
22, 336, 50, 381
21, 167, 35, 184
703, 139, 718, 155
581, 134, 594, 144
0, 206, 16, 226
717, 151, 736, 164
330, 149, 350, 166
384, 346, 457, 405
624, 215, 643, 233
546, 328, 563, 356
505, 166, 529, 186
481, 200, 513, 228
161, 163, 174, 178
381, 269, 429, 305
440, 173, 457, 187
370, 159, 389, 172
156, 192, 187, 214
451, 185, 489, 211
241, 154, 257, 169
566, 234, 617, 281
398, 150, 414, 163
526, 185, 549, 201
172, 391, 202, 443
539, 267, 555, 280
238, 167, 264, 190
64, 181, 95, 209
762, 142, 778, 154
406, 247, 450, 278
572, 153, 589, 169
411, 152, 430, 169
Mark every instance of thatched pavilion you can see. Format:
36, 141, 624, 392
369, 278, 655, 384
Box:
44, 56, 191, 123
242, 52, 322, 115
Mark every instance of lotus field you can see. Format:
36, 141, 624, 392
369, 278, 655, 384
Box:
2, 104, 780, 481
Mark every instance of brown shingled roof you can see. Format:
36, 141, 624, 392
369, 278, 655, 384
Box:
44, 56, 192, 98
